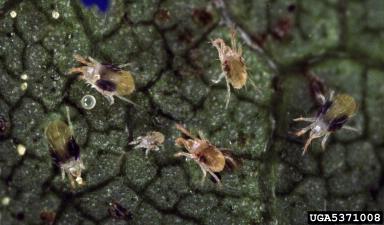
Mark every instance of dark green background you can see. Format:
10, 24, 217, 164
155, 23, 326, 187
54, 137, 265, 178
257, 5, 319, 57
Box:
0, 0, 383, 224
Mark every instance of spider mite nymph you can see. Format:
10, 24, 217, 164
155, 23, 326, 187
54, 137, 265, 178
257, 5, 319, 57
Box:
68, 54, 136, 105
293, 91, 358, 155
45, 107, 85, 188
174, 124, 237, 185
129, 131, 165, 157
211, 29, 248, 108
108, 200, 133, 221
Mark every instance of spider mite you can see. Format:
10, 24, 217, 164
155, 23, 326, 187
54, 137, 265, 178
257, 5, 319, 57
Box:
174, 124, 237, 185
211, 29, 248, 108
108, 200, 133, 221
293, 91, 358, 155
45, 107, 85, 188
68, 54, 136, 106
129, 131, 165, 157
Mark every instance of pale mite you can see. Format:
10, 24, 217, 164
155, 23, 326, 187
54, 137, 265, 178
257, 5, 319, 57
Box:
293, 91, 358, 155
174, 124, 237, 185
45, 107, 85, 188
211, 29, 248, 108
68, 54, 136, 106
129, 131, 165, 157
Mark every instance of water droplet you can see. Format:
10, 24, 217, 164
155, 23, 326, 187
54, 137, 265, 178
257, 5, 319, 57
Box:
81, 95, 96, 110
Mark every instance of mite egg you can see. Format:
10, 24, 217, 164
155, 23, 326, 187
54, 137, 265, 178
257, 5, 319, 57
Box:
10, 11, 17, 18
52, 10, 60, 19
17, 144, 26, 156
81, 95, 96, 110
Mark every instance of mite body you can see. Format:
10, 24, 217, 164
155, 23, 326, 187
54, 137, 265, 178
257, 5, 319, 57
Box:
129, 131, 165, 157
212, 29, 248, 108
174, 124, 237, 185
45, 107, 85, 188
293, 92, 358, 154
68, 54, 136, 105
108, 200, 133, 221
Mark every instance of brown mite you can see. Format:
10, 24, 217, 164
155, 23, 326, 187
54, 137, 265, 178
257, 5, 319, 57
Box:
40, 211, 56, 225
45, 107, 85, 188
68, 54, 136, 106
211, 29, 248, 108
129, 131, 165, 157
293, 91, 358, 155
0, 114, 9, 138
174, 124, 237, 185
108, 200, 133, 221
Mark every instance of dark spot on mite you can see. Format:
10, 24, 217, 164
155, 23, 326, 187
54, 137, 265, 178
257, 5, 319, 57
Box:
96, 79, 117, 92
287, 4, 296, 13
155, 8, 171, 22
16, 212, 25, 220
192, 8, 213, 25
317, 100, 332, 117
67, 137, 80, 160
328, 115, 348, 132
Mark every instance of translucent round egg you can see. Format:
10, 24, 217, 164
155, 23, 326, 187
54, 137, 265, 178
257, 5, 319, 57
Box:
81, 95, 96, 110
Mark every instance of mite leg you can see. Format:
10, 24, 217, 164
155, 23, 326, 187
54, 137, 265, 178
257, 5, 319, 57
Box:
67, 67, 86, 75
197, 163, 207, 185
105, 95, 115, 105
293, 117, 316, 122
175, 124, 197, 140
293, 125, 312, 137
65, 106, 74, 135
212, 72, 226, 84
174, 152, 194, 159
145, 149, 150, 158
302, 135, 317, 155
117, 96, 138, 107
224, 76, 231, 109
206, 167, 222, 186
342, 125, 359, 132
321, 133, 330, 150
73, 54, 94, 66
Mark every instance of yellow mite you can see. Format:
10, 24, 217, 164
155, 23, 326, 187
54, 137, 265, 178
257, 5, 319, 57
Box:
68, 54, 136, 105
45, 107, 85, 188
293, 92, 358, 155
211, 29, 248, 108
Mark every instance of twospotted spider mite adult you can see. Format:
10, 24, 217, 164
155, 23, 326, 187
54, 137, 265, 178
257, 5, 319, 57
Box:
68, 54, 136, 105
174, 124, 238, 185
293, 91, 358, 155
212, 29, 248, 108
